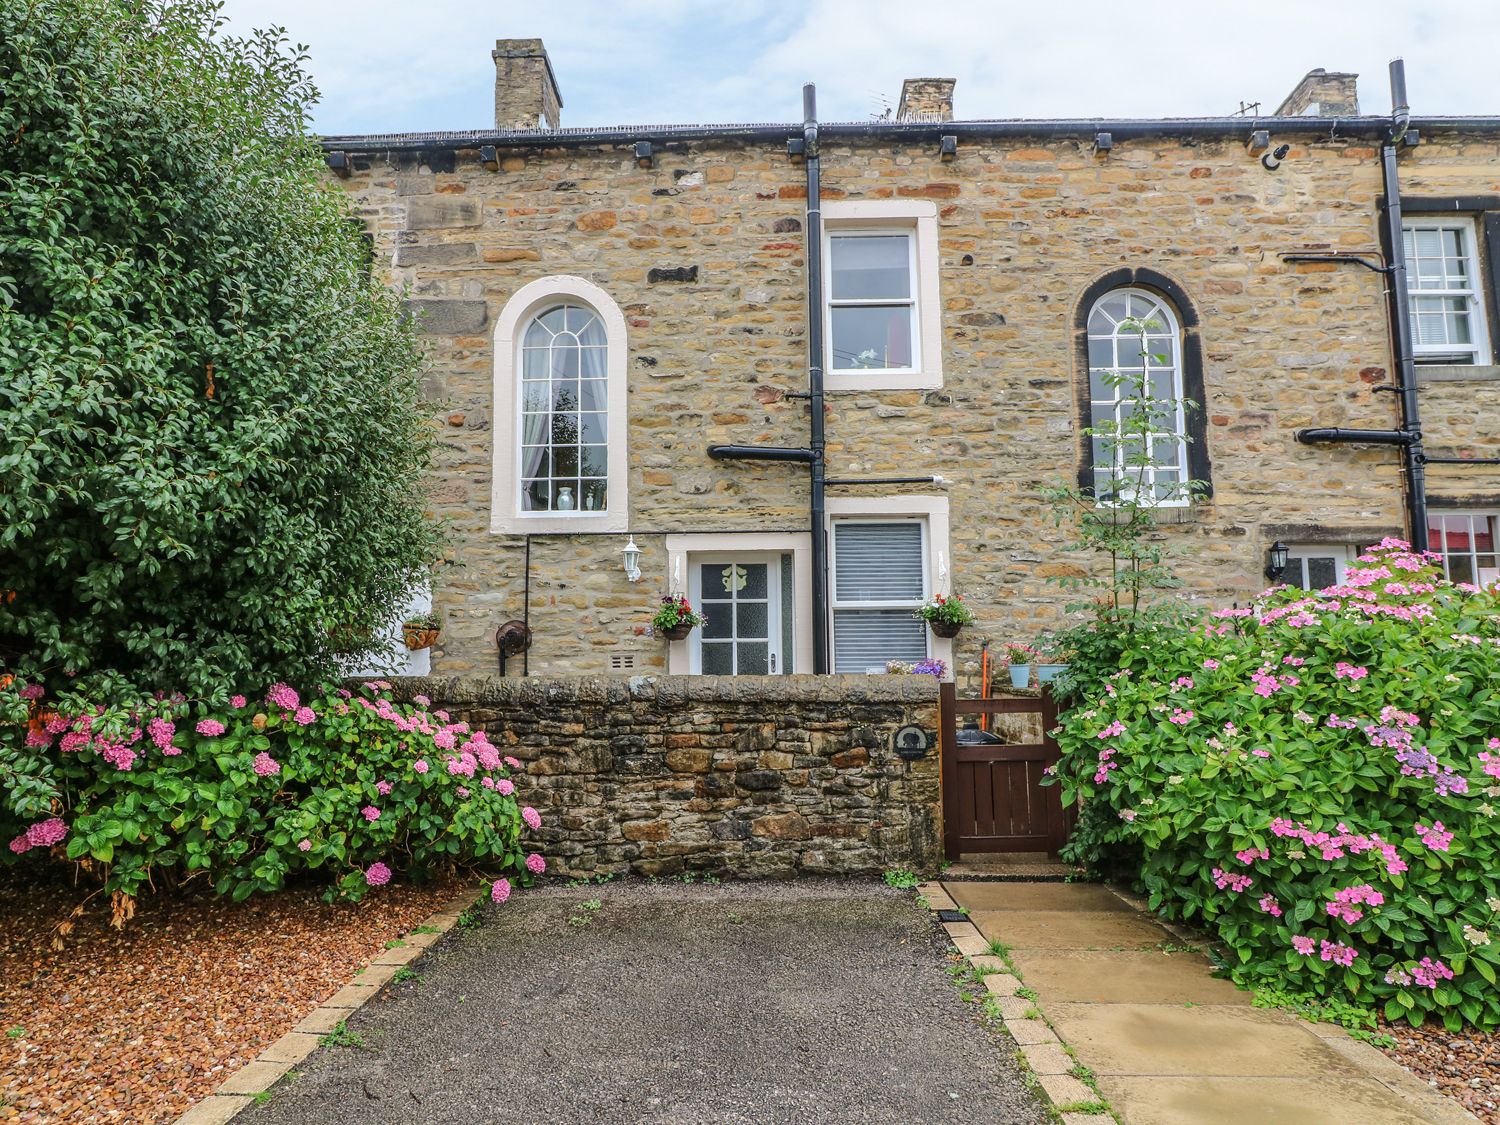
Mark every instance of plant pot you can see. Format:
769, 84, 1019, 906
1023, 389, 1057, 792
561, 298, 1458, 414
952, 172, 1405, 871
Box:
928, 619, 964, 639
1008, 663, 1032, 689
660, 622, 694, 641
403, 627, 439, 651
1037, 663, 1069, 683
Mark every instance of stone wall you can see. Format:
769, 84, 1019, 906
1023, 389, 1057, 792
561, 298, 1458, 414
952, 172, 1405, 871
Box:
331, 122, 1500, 688
387, 674, 942, 878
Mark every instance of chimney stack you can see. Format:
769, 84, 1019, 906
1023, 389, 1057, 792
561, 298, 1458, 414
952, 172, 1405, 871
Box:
897, 78, 956, 122
1274, 68, 1359, 116
493, 38, 563, 130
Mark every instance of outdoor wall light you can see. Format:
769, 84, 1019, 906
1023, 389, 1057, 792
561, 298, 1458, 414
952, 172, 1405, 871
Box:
1266, 541, 1290, 581
622, 535, 643, 583
1261, 143, 1291, 171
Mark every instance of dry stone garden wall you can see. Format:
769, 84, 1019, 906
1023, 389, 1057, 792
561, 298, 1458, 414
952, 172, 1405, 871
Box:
387, 674, 942, 878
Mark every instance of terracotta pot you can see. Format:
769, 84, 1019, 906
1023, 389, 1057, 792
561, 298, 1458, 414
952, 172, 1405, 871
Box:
928, 619, 964, 639
660, 622, 694, 641
403, 626, 439, 651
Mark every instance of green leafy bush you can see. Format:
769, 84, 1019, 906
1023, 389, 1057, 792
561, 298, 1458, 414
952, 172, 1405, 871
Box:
1053, 541, 1500, 1030
2, 679, 542, 905
0, 0, 438, 696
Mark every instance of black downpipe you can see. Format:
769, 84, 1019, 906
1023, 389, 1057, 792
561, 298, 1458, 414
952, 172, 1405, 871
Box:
523, 534, 531, 677
1380, 58, 1429, 551
804, 84, 829, 674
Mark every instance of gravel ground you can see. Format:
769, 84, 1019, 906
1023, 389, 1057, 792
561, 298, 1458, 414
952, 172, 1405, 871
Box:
1379, 1020, 1499, 1123
0, 873, 461, 1124
240, 879, 1049, 1125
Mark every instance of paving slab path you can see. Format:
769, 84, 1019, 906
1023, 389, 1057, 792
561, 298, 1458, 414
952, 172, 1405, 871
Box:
944, 880, 1480, 1125
238, 880, 1049, 1125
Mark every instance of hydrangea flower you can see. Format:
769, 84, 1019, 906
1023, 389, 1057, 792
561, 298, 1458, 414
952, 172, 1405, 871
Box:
525, 853, 546, 874
365, 862, 391, 886
361, 806, 381, 822
297, 839, 312, 852
265, 683, 299, 710
521, 806, 542, 831
498, 778, 515, 797
414, 759, 429, 774
230, 695, 247, 709
376, 780, 393, 796
252, 752, 281, 777
491, 877, 511, 903
504, 755, 522, 769
293, 706, 317, 726
196, 719, 226, 737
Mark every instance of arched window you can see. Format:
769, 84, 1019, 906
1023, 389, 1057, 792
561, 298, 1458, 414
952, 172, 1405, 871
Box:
1074, 270, 1212, 505
492, 277, 628, 534
520, 304, 609, 513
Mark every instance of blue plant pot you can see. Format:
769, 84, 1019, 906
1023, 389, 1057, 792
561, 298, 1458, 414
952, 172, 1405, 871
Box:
1037, 663, 1069, 683
1009, 664, 1031, 689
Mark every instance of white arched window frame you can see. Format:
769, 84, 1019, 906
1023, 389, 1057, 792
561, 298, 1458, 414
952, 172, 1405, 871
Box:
491, 276, 629, 534
1086, 287, 1190, 507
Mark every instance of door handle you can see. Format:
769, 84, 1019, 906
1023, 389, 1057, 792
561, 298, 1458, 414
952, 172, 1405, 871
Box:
770, 652, 777, 673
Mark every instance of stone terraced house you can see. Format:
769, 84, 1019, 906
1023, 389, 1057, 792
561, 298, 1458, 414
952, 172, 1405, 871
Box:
326, 40, 1500, 688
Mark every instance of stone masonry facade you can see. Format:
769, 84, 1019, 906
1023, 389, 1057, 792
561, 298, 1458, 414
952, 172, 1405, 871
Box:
325, 46, 1500, 687
386, 674, 941, 878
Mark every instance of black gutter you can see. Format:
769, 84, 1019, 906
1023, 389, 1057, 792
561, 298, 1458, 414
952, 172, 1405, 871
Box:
1296, 427, 1418, 446
319, 115, 1500, 154
803, 84, 830, 675
706, 444, 815, 463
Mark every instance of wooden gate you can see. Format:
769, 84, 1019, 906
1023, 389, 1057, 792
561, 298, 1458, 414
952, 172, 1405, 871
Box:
939, 682, 1073, 858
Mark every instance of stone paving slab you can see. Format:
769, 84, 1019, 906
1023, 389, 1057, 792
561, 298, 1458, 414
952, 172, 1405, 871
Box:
1096, 1074, 1459, 1125
945, 880, 1480, 1125
1006, 948, 1252, 1005
967, 908, 1173, 950
1044, 1001, 1366, 1078
947, 881, 1133, 913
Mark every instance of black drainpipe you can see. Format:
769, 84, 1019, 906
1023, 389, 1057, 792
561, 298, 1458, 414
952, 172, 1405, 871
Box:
707, 83, 831, 673
1380, 58, 1428, 552
1295, 58, 1428, 552
803, 83, 829, 674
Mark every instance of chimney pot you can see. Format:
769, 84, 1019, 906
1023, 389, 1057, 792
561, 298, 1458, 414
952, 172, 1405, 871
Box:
897, 78, 956, 123
1274, 68, 1359, 117
493, 38, 563, 130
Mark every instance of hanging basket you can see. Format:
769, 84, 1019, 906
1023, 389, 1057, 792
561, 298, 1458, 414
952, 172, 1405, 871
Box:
403, 626, 440, 651
659, 622, 694, 642
928, 619, 964, 639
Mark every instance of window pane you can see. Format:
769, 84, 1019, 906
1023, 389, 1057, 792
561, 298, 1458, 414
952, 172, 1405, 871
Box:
833, 610, 927, 673
522, 347, 550, 378
701, 642, 733, 674
1307, 557, 1338, 589
522, 383, 549, 412
736, 642, 769, 675
701, 604, 732, 639
1450, 554, 1476, 584
1475, 518, 1495, 553
581, 481, 607, 511
834, 523, 924, 601
830, 235, 911, 300
579, 445, 607, 477
736, 601, 769, 639
521, 480, 550, 511
520, 447, 549, 477
521, 413, 548, 446
579, 346, 607, 378
552, 447, 578, 476
579, 413, 607, 445
551, 382, 579, 412
579, 380, 607, 411
830, 305, 913, 370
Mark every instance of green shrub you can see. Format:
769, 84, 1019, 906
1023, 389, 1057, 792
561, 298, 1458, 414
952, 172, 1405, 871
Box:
2, 679, 543, 905
1052, 541, 1500, 1030
0, 0, 438, 696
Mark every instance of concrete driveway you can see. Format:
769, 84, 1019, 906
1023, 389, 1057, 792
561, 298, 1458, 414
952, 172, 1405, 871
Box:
240, 880, 1047, 1124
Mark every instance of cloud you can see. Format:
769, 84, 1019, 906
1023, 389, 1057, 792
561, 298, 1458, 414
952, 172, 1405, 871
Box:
217, 0, 1500, 134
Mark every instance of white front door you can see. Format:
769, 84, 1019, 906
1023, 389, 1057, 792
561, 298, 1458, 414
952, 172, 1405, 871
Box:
689, 553, 783, 675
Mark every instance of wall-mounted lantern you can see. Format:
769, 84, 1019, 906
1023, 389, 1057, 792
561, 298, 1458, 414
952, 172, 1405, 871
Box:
622, 535, 642, 583
1265, 541, 1290, 581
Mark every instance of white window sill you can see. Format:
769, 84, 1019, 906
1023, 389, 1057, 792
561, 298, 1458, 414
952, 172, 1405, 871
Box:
1415, 364, 1500, 382
491, 511, 628, 536
825, 369, 943, 392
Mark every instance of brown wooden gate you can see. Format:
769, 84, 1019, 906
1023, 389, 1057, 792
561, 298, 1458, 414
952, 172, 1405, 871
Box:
939, 682, 1073, 858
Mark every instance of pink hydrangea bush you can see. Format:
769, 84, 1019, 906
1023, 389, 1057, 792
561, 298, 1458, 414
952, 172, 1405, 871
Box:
1, 680, 542, 906
1053, 541, 1500, 1031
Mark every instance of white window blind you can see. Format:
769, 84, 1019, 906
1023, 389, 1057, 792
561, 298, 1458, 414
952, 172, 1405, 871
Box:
1403, 220, 1492, 365
831, 522, 927, 673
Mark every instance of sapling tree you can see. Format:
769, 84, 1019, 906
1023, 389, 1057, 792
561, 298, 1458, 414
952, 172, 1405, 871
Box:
0, 0, 439, 696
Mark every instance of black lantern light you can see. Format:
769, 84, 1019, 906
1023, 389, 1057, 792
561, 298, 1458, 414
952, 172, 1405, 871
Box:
1265, 541, 1290, 581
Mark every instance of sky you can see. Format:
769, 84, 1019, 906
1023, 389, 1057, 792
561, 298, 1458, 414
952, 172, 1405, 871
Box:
214, 0, 1500, 136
